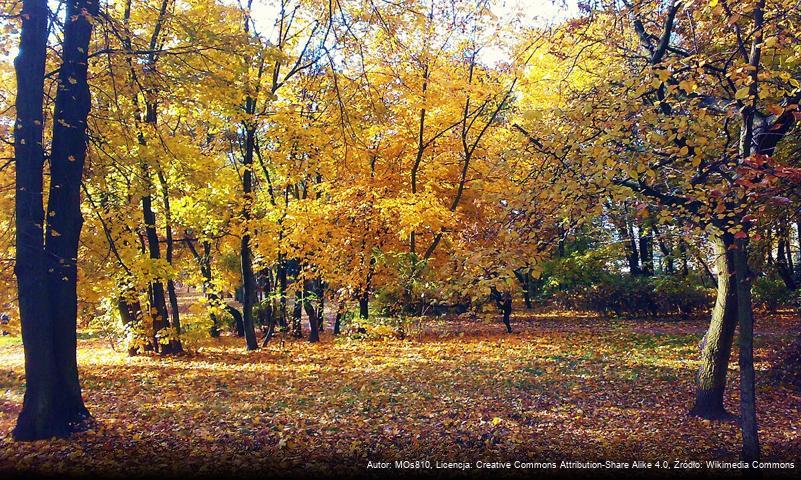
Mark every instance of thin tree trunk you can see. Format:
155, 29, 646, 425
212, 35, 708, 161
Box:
501, 293, 512, 333
118, 295, 143, 355
304, 282, 320, 343
226, 305, 244, 337
292, 289, 303, 337
277, 258, 288, 328
156, 168, 182, 352
239, 125, 259, 350
733, 238, 760, 463
334, 311, 342, 335
359, 292, 369, 319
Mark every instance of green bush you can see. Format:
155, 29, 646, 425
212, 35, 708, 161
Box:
574, 274, 656, 317
651, 275, 712, 316
536, 248, 712, 317
753, 273, 796, 311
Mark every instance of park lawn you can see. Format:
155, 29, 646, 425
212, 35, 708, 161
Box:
0, 312, 799, 478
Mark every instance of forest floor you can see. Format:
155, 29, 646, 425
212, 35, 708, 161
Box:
0, 311, 800, 478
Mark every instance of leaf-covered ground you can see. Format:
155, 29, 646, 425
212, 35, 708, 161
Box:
1, 313, 800, 478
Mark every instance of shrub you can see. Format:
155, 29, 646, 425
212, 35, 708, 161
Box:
753, 273, 796, 311
573, 274, 656, 317
651, 275, 712, 316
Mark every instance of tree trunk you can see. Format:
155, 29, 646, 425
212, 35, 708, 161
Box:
277, 258, 288, 328
14, 0, 97, 440
733, 238, 760, 463
679, 241, 689, 276
240, 235, 259, 350
239, 124, 259, 351
690, 235, 738, 419
490, 287, 513, 333
639, 230, 654, 276
359, 292, 369, 319
334, 311, 342, 335
226, 305, 244, 337
142, 187, 171, 352
156, 168, 182, 352
304, 282, 320, 343
118, 296, 143, 356
501, 293, 512, 333
138, 105, 173, 354
13, 0, 58, 441
318, 282, 326, 332
292, 289, 303, 337
42, 0, 97, 428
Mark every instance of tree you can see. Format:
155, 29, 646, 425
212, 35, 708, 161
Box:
13, 0, 99, 440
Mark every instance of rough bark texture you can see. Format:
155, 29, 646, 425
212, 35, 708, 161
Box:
690, 235, 738, 420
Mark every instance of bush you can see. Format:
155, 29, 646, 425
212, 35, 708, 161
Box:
651, 275, 712, 316
573, 274, 655, 317
753, 273, 796, 311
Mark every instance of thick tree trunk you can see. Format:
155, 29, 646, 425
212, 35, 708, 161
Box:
14, 0, 97, 440
42, 0, 97, 428
733, 238, 760, 463
13, 0, 57, 441
690, 235, 738, 419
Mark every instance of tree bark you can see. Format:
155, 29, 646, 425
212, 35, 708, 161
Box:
733, 238, 760, 463
690, 235, 738, 419
156, 168, 182, 352
239, 124, 259, 350
14, 0, 98, 440
277, 258, 288, 328
292, 289, 303, 337
303, 282, 320, 343
226, 305, 244, 337
639, 230, 654, 276
359, 292, 369, 320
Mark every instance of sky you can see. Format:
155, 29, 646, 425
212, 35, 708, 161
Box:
249, 0, 580, 35
249, 0, 580, 64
